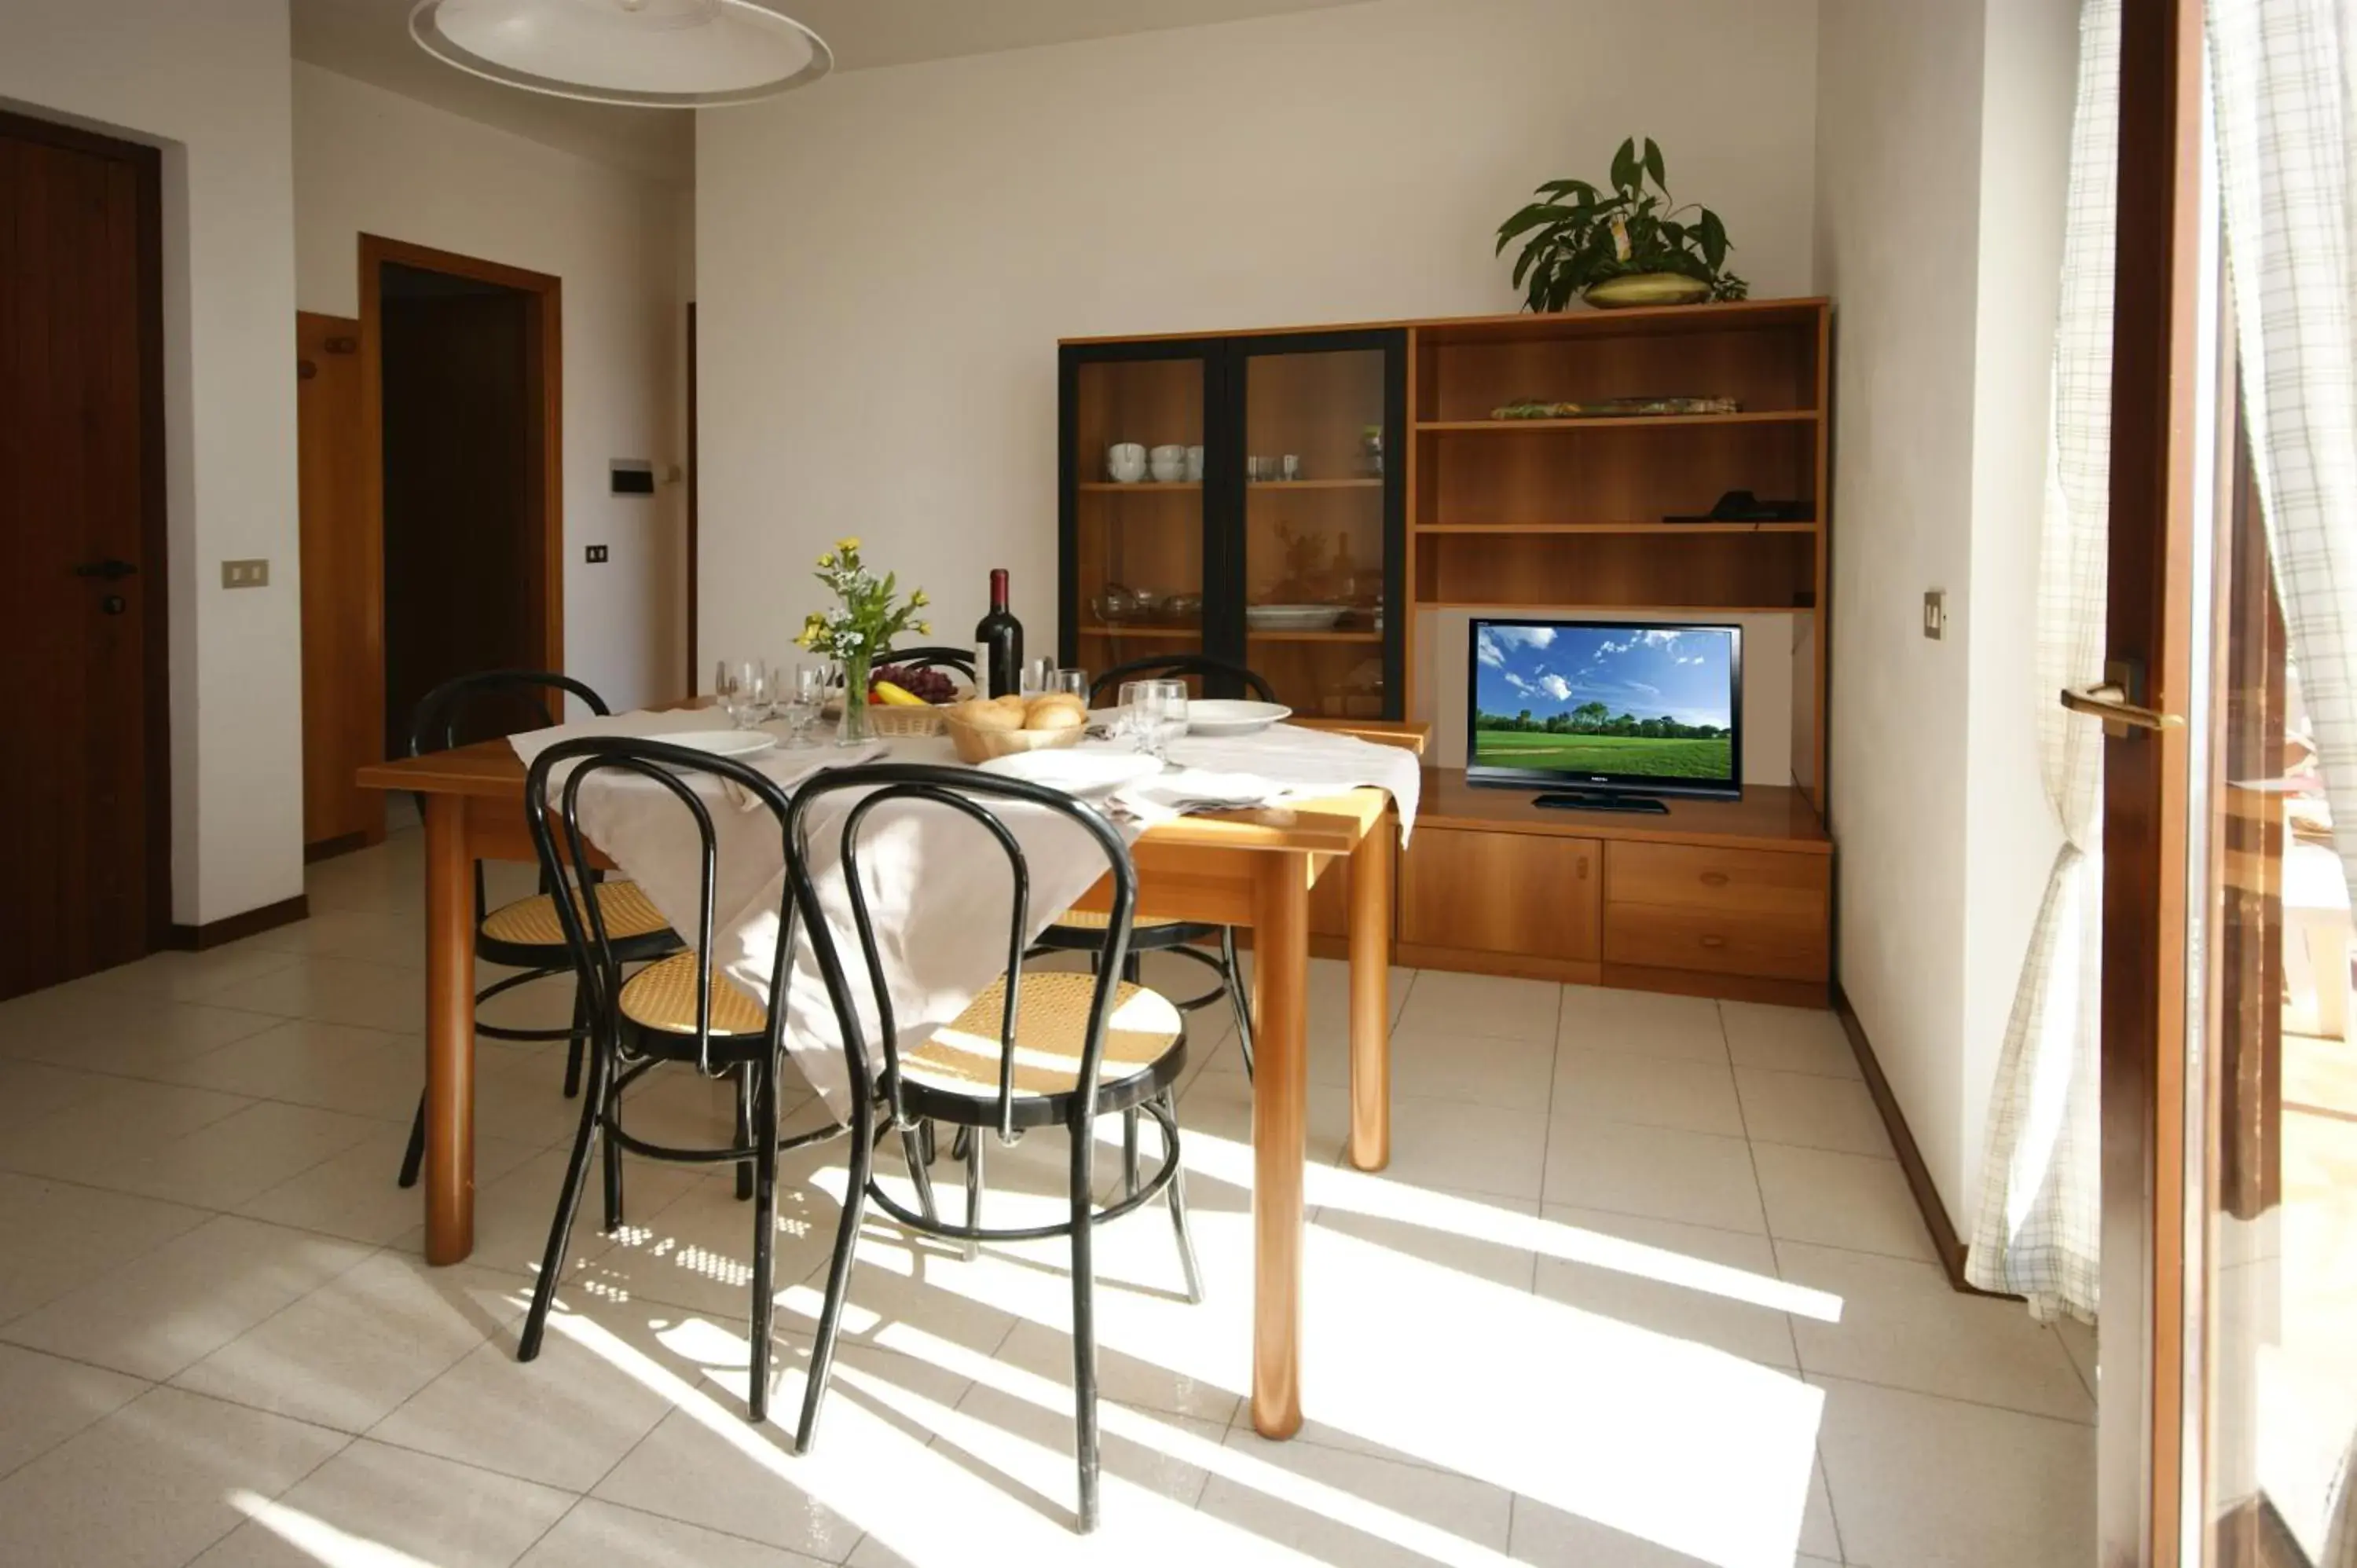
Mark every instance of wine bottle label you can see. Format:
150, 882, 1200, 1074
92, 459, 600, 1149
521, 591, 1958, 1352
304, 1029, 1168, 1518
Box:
973, 643, 993, 697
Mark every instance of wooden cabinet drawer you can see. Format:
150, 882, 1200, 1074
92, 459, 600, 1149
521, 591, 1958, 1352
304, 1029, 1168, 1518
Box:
1604, 903, 1828, 981
1402, 827, 1600, 962
1607, 841, 1830, 918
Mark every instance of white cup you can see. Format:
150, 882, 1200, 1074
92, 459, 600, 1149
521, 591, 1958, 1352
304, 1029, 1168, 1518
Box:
1107, 442, 1147, 483
1185, 445, 1206, 481
1149, 443, 1187, 482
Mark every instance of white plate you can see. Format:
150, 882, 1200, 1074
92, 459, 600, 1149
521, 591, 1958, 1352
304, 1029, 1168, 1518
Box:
655, 730, 778, 760
1185, 700, 1292, 737
977, 747, 1162, 798
1245, 604, 1347, 631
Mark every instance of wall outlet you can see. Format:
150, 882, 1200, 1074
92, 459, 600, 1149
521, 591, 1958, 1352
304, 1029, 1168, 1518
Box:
585, 545, 609, 564
1923, 589, 1946, 639
222, 559, 269, 588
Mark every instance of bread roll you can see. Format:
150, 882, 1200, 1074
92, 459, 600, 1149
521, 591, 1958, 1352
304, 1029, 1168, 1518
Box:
1025, 702, 1087, 733
956, 698, 1023, 733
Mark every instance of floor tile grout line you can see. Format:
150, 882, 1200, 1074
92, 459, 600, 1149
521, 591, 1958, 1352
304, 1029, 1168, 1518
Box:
1803, 1368, 2103, 1429
134, 1383, 362, 1568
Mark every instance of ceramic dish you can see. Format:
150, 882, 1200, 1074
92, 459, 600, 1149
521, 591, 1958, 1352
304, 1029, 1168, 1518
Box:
654, 731, 778, 760
1244, 603, 1347, 632
1183, 700, 1292, 738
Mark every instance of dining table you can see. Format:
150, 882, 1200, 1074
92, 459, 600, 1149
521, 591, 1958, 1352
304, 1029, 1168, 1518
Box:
355, 709, 1425, 1441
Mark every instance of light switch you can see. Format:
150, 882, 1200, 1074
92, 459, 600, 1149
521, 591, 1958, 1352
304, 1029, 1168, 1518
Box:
222, 559, 269, 588
585, 545, 609, 564
1923, 589, 1946, 639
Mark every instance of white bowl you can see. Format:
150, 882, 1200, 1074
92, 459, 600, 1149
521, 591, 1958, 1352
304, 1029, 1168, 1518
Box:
1244, 603, 1347, 632
1184, 700, 1292, 738
653, 731, 777, 760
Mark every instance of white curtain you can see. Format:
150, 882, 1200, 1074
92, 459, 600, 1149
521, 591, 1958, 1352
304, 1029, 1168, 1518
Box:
2209, 2, 2357, 1558
1961, 0, 2119, 1322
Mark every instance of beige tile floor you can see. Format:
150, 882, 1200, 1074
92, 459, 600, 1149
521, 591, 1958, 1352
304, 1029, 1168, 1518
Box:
0, 829, 2095, 1567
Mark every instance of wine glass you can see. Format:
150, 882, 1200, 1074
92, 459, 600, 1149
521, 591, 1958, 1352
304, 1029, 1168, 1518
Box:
718, 659, 771, 729
1050, 668, 1090, 702
1146, 677, 1189, 758
779, 662, 826, 748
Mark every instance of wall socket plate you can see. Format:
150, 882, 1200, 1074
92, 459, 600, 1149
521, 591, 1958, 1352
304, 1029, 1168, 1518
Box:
222, 559, 269, 588
585, 545, 609, 564
1923, 589, 1946, 639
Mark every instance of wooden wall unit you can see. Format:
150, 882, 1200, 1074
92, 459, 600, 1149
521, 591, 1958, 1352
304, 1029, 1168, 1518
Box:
295, 311, 382, 855
1065, 299, 1836, 1001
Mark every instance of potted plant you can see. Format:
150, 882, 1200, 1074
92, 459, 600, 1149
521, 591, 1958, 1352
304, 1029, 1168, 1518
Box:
1495, 137, 1750, 311
795, 537, 930, 744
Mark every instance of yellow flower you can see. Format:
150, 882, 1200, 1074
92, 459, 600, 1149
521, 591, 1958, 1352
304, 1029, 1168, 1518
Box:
910, 589, 929, 608
836, 536, 861, 552
815, 553, 834, 569
915, 621, 930, 636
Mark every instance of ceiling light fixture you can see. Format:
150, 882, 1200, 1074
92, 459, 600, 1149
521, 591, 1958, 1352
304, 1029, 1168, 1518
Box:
409, 0, 832, 108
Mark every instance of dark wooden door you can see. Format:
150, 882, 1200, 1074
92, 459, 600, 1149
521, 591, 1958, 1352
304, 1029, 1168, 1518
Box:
297, 311, 380, 853
0, 112, 166, 1001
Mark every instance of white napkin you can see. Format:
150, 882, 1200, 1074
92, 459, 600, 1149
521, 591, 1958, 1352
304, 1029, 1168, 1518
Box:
1120, 724, 1423, 840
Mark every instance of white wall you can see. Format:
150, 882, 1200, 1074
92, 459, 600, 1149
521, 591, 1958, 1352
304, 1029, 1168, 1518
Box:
293, 63, 691, 713
695, 0, 1820, 665
1816, 0, 2077, 1223
0, 0, 301, 926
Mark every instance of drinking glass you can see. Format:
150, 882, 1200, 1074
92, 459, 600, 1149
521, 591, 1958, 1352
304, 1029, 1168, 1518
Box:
1116, 680, 1155, 752
1019, 655, 1058, 698
1050, 668, 1090, 702
718, 659, 771, 728
779, 662, 826, 748
1146, 677, 1189, 757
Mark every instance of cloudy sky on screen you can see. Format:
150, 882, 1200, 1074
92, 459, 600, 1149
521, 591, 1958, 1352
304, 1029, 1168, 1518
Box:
1474, 622, 1736, 728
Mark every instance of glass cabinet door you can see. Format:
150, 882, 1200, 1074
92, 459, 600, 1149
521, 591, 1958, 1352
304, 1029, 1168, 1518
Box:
1236, 335, 1402, 719
1065, 349, 1210, 692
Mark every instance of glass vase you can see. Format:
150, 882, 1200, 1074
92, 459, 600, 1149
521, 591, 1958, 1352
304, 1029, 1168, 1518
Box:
836, 650, 874, 745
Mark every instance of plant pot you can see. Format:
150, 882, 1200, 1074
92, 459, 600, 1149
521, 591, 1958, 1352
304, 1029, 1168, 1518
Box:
1582, 272, 1713, 310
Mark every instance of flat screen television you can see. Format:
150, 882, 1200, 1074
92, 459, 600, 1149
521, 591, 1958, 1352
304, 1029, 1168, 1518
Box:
1467, 617, 1743, 810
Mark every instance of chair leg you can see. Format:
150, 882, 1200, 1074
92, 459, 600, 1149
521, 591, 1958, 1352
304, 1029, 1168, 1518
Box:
1222, 925, 1255, 1081
900, 1124, 940, 1226
734, 1066, 755, 1203
795, 1086, 874, 1456
1159, 1091, 1204, 1306
1069, 1110, 1102, 1533
1122, 1107, 1142, 1199
962, 1132, 984, 1262
748, 1055, 781, 1422
398, 1094, 427, 1189
562, 980, 588, 1100
519, 1033, 613, 1363
601, 1067, 627, 1233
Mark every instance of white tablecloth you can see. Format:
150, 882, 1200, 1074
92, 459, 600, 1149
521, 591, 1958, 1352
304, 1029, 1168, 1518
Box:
507, 715, 1418, 1116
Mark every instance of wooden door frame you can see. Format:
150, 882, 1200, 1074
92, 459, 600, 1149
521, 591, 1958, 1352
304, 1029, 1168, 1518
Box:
357, 234, 563, 747
685, 299, 697, 696
0, 107, 170, 951
2099, 0, 2206, 1563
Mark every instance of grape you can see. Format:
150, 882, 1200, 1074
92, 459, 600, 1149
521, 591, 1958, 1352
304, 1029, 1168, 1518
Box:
871, 664, 959, 704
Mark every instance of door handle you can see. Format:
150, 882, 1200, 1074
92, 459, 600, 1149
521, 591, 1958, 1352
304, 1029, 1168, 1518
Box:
71, 559, 138, 581
2060, 658, 2184, 738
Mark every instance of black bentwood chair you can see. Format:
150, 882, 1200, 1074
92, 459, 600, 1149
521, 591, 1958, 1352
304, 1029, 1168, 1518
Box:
1029, 654, 1275, 1080
398, 672, 685, 1189
513, 738, 849, 1421
786, 764, 1204, 1533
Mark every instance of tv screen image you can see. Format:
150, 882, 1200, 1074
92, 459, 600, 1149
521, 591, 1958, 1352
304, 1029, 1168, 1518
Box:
1468, 619, 1742, 797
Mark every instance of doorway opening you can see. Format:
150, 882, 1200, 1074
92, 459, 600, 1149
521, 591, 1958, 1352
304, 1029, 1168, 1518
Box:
0, 107, 168, 999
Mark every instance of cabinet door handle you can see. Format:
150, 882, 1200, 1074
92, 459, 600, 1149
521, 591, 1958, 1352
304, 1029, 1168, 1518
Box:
1699, 934, 1728, 949
1577, 858, 1589, 880
1699, 871, 1730, 887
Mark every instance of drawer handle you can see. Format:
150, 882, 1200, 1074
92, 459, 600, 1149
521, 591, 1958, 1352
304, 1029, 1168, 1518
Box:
1578, 858, 1589, 880
1699, 934, 1728, 949
1699, 872, 1731, 887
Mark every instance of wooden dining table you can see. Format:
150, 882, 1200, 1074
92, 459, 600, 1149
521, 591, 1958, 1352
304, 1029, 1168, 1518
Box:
356, 715, 1424, 1440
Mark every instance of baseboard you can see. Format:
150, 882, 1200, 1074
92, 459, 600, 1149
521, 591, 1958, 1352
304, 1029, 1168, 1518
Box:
1830, 982, 2020, 1300
304, 831, 371, 864
167, 894, 310, 952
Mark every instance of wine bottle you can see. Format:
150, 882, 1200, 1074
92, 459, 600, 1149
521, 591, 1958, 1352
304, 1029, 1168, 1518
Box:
973, 568, 1023, 698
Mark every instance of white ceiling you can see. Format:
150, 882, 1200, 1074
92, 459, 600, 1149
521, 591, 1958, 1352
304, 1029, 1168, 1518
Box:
290, 0, 1376, 183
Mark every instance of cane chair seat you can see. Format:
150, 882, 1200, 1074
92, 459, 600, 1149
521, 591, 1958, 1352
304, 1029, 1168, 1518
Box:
905, 973, 1183, 1105
1040, 908, 1187, 933
619, 953, 768, 1038
481, 881, 670, 950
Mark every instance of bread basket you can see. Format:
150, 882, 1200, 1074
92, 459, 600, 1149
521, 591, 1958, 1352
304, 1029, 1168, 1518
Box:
941, 711, 1087, 764
863, 703, 947, 739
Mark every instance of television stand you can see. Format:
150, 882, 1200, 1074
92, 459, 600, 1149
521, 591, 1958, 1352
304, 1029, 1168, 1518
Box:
1532, 790, 1671, 815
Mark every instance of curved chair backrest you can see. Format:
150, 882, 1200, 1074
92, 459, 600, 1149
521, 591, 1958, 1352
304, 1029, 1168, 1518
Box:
522, 738, 798, 1078
877, 646, 977, 680
783, 763, 1138, 1144
412, 670, 612, 918
1090, 654, 1276, 705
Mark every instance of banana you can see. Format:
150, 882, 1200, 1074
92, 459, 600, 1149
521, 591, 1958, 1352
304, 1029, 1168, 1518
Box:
871, 680, 929, 708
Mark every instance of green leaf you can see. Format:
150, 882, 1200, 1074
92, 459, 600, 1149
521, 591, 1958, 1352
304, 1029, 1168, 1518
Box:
1644, 138, 1666, 190
1610, 137, 1638, 192
1698, 208, 1728, 271
1494, 201, 1572, 251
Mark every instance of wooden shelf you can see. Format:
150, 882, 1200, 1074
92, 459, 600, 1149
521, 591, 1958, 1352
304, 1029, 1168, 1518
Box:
1075, 624, 1202, 639
1418, 769, 1830, 852
1244, 628, 1382, 643
1415, 521, 1816, 537
1416, 410, 1818, 434
1247, 478, 1382, 491
1416, 600, 1815, 615
1076, 481, 1200, 493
